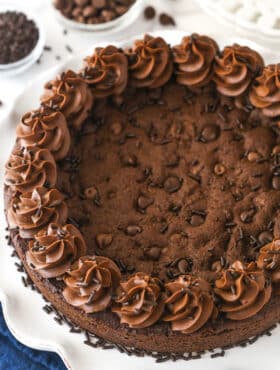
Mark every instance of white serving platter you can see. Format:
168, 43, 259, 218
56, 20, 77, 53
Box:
0, 30, 280, 370
196, 0, 280, 40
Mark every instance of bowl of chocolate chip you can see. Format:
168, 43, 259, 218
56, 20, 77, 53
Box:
52, 0, 144, 31
0, 2, 45, 76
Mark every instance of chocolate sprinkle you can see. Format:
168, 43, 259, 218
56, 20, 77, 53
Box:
211, 350, 225, 358
66, 44, 73, 53
6, 237, 280, 363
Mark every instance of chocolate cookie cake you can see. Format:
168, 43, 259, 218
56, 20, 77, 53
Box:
4, 33, 280, 354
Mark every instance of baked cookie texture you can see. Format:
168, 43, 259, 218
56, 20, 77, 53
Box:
5, 33, 280, 354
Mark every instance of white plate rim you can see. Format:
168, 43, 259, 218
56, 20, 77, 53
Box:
196, 0, 280, 39
1, 29, 280, 370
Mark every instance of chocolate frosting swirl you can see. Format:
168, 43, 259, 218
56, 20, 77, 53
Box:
163, 275, 216, 334
213, 44, 264, 97
5, 146, 57, 193
27, 223, 86, 278
214, 261, 271, 320
126, 34, 173, 89
82, 46, 128, 98
112, 272, 165, 328
8, 187, 68, 239
257, 240, 280, 291
172, 34, 218, 88
16, 109, 70, 161
249, 64, 280, 117
41, 70, 93, 130
63, 256, 121, 313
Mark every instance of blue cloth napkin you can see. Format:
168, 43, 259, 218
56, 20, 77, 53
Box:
0, 303, 66, 370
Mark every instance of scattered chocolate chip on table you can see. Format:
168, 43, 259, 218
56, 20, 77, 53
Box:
159, 12, 176, 26
144, 6, 156, 20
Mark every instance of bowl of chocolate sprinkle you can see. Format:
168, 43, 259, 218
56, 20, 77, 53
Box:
0, 2, 45, 76
52, 0, 144, 32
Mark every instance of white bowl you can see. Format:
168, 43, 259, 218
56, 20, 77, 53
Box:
51, 0, 144, 32
196, 0, 280, 41
0, 1, 45, 77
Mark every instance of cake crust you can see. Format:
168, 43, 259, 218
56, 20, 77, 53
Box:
7, 226, 280, 353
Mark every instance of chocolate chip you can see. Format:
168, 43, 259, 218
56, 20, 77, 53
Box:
169, 121, 183, 137
258, 231, 273, 246
201, 124, 219, 142
136, 167, 152, 183
272, 176, 280, 190
125, 225, 142, 236
247, 151, 260, 162
91, 0, 106, 8
84, 186, 98, 199
100, 9, 115, 21
83, 5, 97, 17
240, 209, 255, 223
159, 12, 176, 26
75, 0, 88, 5
144, 246, 161, 261
164, 176, 182, 193
177, 259, 191, 273
144, 6, 156, 20
137, 194, 154, 210
115, 6, 128, 16
189, 214, 205, 226
54, 0, 67, 10
96, 233, 113, 249
214, 163, 225, 176
110, 122, 122, 135
86, 17, 98, 24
